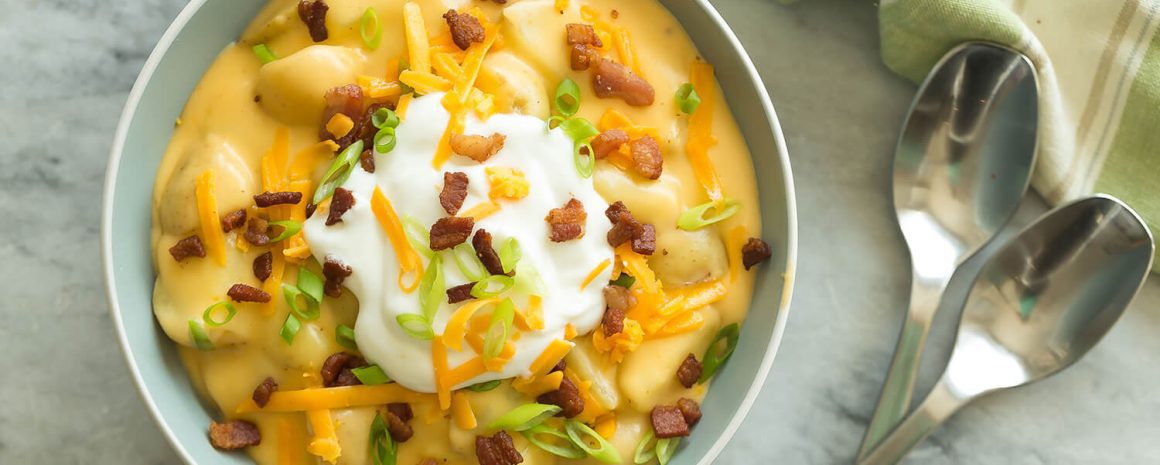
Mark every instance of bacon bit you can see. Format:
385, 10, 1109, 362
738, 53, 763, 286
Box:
676, 397, 702, 426
676, 354, 702, 388
566, 23, 603, 47
319, 84, 364, 149
443, 9, 485, 50
252, 377, 279, 408
546, 198, 586, 242
450, 133, 506, 162
253, 251, 273, 282
592, 58, 655, 106
629, 136, 663, 180
602, 285, 633, 336
605, 201, 657, 256
220, 209, 247, 232
169, 235, 206, 262
387, 402, 414, 422
322, 255, 352, 297
440, 172, 470, 215
326, 187, 355, 226
244, 217, 271, 246
228, 283, 271, 303
321, 352, 367, 388
472, 229, 506, 276
447, 282, 476, 304
570, 44, 601, 71
475, 431, 523, 465
359, 149, 376, 173
305, 202, 318, 219
209, 420, 261, 450
591, 129, 629, 159
430, 216, 475, 251
297, 0, 329, 43
385, 408, 414, 442
632, 224, 656, 255
253, 191, 303, 207
358, 102, 394, 149
537, 376, 584, 418
651, 405, 690, 438
741, 238, 772, 270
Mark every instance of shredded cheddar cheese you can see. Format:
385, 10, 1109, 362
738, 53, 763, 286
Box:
277, 417, 303, 465
306, 409, 341, 463
510, 370, 564, 397
451, 392, 478, 429
433, 23, 500, 168
443, 298, 499, 351
396, 93, 414, 119
399, 69, 453, 94
591, 318, 643, 363
432, 52, 463, 80
235, 384, 432, 413
486, 167, 530, 200
725, 225, 747, 282
613, 27, 642, 77
446, 357, 489, 391
370, 187, 425, 292
566, 369, 610, 423
687, 60, 725, 206
595, 413, 618, 439
357, 75, 403, 100
402, 2, 431, 74
527, 339, 574, 379
564, 323, 577, 340
458, 201, 500, 220
325, 113, 354, 139
194, 170, 227, 266
580, 258, 612, 290
433, 338, 452, 410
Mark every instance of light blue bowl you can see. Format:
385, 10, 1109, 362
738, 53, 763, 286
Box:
101, 1, 797, 463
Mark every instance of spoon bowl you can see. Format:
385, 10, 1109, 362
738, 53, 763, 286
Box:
860, 195, 1154, 464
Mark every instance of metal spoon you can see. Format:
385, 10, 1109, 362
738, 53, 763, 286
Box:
857, 42, 1040, 458
859, 195, 1154, 465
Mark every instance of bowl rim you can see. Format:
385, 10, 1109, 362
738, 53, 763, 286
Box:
100, 1, 798, 464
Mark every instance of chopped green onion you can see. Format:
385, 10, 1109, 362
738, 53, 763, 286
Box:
296, 267, 324, 303
202, 301, 238, 327
280, 313, 301, 345
676, 199, 741, 231
283, 283, 320, 321
466, 380, 502, 392
655, 438, 679, 465
699, 322, 740, 383
611, 273, 636, 289
418, 254, 446, 321
674, 83, 701, 115
488, 403, 561, 431
483, 298, 515, 359
374, 127, 397, 153
251, 44, 277, 64
450, 242, 488, 282
360, 7, 382, 51
402, 215, 434, 259
523, 424, 587, 459
547, 115, 567, 129
498, 238, 522, 275
396, 314, 434, 340
372, 108, 400, 130
337, 324, 358, 351
188, 320, 214, 351
268, 220, 302, 243
574, 142, 595, 178
564, 420, 622, 463
471, 275, 515, 298
352, 365, 392, 385
512, 262, 546, 296
633, 430, 657, 464
554, 78, 581, 117
559, 117, 600, 142
369, 412, 398, 465
313, 140, 364, 204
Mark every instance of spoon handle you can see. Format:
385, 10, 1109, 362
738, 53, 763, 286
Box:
858, 379, 970, 465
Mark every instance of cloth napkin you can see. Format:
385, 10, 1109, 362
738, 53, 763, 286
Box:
878, 0, 1160, 267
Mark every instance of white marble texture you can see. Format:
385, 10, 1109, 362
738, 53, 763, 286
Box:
1, 0, 1158, 463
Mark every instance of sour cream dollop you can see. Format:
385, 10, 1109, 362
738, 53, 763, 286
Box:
304, 94, 613, 392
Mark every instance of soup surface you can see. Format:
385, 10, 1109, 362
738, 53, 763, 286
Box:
150, 1, 769, 464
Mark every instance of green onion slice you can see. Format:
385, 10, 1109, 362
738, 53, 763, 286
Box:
280, 313, 302, 345
512, 262, 547, 296
488, 403, 562, 431
402, 215, 434, 259
370, 412, 398, 465
483, 298, 515, 359
372, 107, 400, 130
633, 430, 658, 464
360, 7, 382, 51
471, 275, 515, 299
188, 320, 214, 351
560, 117, 600, 142
352, 365, 392, 385
655, 438, 679, 465
676, 199, 741, 231
418, 254, 446, 321
396, 314, 434, 340
337, 324, 358, 351
610, 273, 636, 289
374, 127, 397, 154
675, 83, 701, 115
450, 242, 488, 282
565, 420, 622, 463
498, 238, 522, 275
313, 140, 364, 204
252, 44, 277, 64
547, 115, 567, 130
699, 322, 740, 383
554, 78, 581, 117
268, 220, 302, 243
574, 142, 596, 179
523, 424, 587, 459
202, 301, 238, 327
466, 380, 502, 392
297, 267, 324, 303
283, 283, 321, 320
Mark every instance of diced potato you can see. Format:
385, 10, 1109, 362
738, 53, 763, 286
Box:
592, 166, 682, 227
157, 135, 256, 237
565, 338, 619, 410
333, 408, 378, 465
476, 51, 550, 118
500, 0, 582, 78
650, 228, 728, 286
256, 45, 367, 124
618, 307, 721, 412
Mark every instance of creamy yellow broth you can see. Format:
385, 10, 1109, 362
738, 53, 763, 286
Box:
151, 1, 762, 464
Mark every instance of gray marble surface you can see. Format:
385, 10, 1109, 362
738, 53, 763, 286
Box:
2, 0, 1158, 463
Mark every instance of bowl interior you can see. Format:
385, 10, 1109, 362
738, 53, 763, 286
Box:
102, 1, 796, 464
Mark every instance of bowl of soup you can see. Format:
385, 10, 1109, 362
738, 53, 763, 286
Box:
102, 1, 797, 464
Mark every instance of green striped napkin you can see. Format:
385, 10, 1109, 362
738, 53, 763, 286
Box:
879, 0, 1160, 267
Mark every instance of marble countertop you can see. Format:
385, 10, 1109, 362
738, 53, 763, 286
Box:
3, 0, 1158, 463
